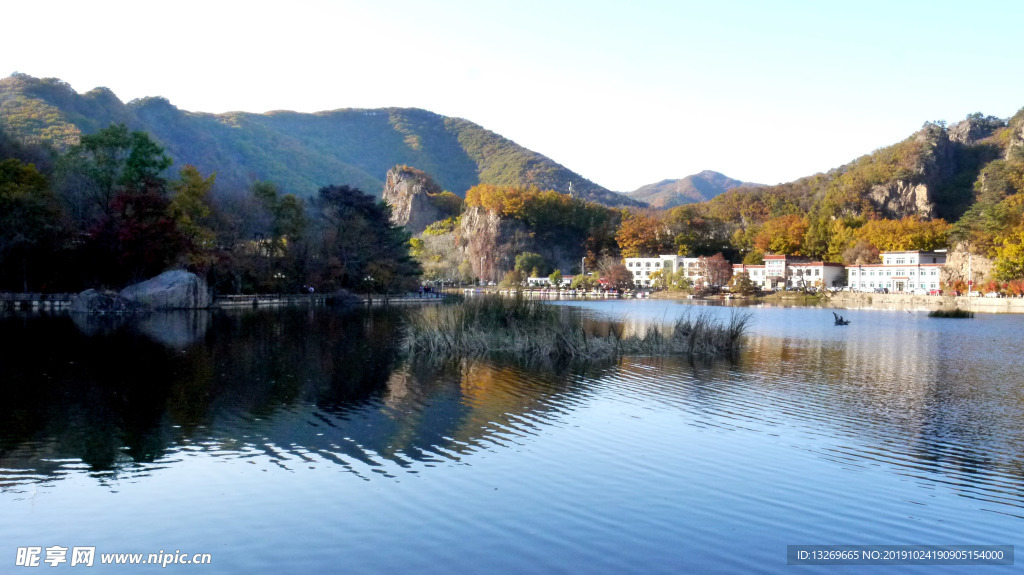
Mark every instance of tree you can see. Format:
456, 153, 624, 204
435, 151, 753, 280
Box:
88, 186, 185, 285
854, 217, 950, 252
698, 253, 732, 288
842, 240, 880, 265
598, 256, 633, 290
458, 259, 475, 284
615, 211, 675, 257
667, 205, 730, 256
58, 123, 172, 226
51, 125, 184, 286
730, 272, 759, 295
754, 214, 808, 255
249, 181, 309, 291
413, 233, 462, 283
570, 273, 598, 290
168, 165, 216, 271
993, 222, 1024, 281
548, 269, 563, 286
742, 249, 765, 265
0, 159, 66, 290
659, 269, 694, 292
515, 252, 547, 276
310, 184, 420, 293
500, 269, 525, 287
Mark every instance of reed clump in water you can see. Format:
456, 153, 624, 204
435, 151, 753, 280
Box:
403, 295, 750, 359
928, 308, 974, 318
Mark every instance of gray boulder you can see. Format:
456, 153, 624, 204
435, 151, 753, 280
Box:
70, 289, 143, 314
120, 270, 213, 309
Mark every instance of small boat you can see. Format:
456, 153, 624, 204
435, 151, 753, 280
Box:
832, 311, 850, 326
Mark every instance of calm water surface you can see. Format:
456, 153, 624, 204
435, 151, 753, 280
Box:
1, 301, 1022, 573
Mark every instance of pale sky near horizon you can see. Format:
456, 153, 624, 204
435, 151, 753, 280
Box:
3, 0, 1023, 192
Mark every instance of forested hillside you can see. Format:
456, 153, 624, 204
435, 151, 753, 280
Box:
606, 109, 1024, 291
6, 70, 1024, 296
0, 74, 640, 207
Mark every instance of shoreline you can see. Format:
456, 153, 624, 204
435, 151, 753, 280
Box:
651, 290, 1024, 314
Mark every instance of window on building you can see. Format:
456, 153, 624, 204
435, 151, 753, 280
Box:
645, 262, 651, 267
655, 262, 660, 267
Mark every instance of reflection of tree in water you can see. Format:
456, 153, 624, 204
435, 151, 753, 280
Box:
0, 308, 606, 486
0, 314, 185, 476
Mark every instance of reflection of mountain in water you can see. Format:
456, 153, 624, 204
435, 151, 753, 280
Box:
0, 309, 599, 486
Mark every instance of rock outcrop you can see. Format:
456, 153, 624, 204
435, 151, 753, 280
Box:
942, 244, 994, 288
866, 125, 958, 219
457, 206, 580, 280
868, 180, 935, 219
1007, 115, 1024, 161
948, 115, 1002, 145
120, 270, 213, 309
458, 206, 530, 280
382, 166, 446, 235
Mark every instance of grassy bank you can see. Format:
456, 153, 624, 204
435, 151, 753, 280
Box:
403, 295, 750, 359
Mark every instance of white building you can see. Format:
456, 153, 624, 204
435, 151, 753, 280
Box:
846, 250, 946, 293
732, 255, 846, 290
624, 255, 703, 287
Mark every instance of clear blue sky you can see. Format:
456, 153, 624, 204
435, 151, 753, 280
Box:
3, 0, 1023, 191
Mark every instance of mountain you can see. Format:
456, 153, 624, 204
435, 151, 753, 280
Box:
626, 170, 760, 209
0, 74, 643, 207
702, 113, 1015, 226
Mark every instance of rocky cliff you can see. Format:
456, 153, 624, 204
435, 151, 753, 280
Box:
947, 115, 1002, 145
457, 206, 583, 280
867, 125, 958, 219
382, 166, 447, 235
942, 243, 994, 288
868, 180, 935, 219
457, 206, 530, 280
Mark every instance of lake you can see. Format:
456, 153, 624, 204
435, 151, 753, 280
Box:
1, 301, 1021, 573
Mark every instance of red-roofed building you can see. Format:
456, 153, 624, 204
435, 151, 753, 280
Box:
733, 255, 845, 290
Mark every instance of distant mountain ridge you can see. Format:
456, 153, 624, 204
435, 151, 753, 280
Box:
626, 170, 762, 209
0, 73, 642, 207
